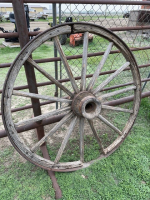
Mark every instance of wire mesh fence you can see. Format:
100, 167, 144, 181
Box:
58, 3, 150, 94
0, 1, 150, 132
0, 0, 148, 175
0, 21, 139, 167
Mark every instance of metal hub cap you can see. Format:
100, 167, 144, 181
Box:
72, 91, 101, 119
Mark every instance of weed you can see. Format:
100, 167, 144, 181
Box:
0, 31, 150, 200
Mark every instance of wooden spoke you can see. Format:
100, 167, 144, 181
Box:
88, 120, 105, 153
87, 42, 113, 91
94, 62, 130, 94
102, 105, 133, 113
31, 112, 74, 153
13, 90, 72, 104
54, 36, 79, 93
15, 106, 71, 127
98, 85, 136, 100
98, 115, 122, 136
2, 23, 141, 171
27, 57, 73, 97
79, 117, 85, 162
54, 116, 77, 164
80, 32, 89, 91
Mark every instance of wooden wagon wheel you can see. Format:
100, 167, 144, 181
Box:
1, 23, 141, 171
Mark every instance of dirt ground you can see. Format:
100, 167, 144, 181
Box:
0, 18, 128, 32
0, 18, 136, 165
0, 21, 49, 157
0, 21, 50, 32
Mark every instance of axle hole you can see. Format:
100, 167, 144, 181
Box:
85, 102, 96, 113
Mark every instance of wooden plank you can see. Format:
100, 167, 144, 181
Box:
104, 136, 123, 155
99, 85, 136, 100
15, 106, 71, 127
87, 42, 113, 91
53, 160, 82, 170
102, 105, 133, 113
80, 32, 89, 91
54, 36, 79, 93
31, 112, 74, 153
54, 116, 77, 164
13, 90, 72, 103
94, 62, 130, 94
98, 115, 122, 136
2, 41, 20, 48
27, 57, 73, 97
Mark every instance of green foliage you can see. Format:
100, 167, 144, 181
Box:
1, 99, 150, 199
0, 152, 55, 200
0, 44, 21, 64
139, 97, 150, 119
0, 29, 150, 200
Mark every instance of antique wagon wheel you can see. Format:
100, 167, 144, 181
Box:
2, 23, 141, 171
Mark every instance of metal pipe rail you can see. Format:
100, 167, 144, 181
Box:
0, 0, 149, 117
1, 25, 150, 39
1, 0, 150, 5
0, 76, 150, 116
1, 46, 150, 69
0, 90, 150, 139
0, 63, 150, 95
0, 0, 149, 197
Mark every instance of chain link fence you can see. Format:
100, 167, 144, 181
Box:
56, 3, 150, 96
0, 1, 150, 167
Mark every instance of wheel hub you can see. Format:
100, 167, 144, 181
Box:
2, 22, 141, 172
72, 91, 101, 119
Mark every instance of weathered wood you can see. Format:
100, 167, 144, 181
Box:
88, 119, 105, 153
87, 42, 113, 91
31, 112, 74, 153
1, 23, 141, 171
102, 105, 133, 113
99, 85, 136, 100
79, 117, 85, 162
53, 160, 82, 169
80, 32, 89, 91
13, 90, 72, 103
54, 116, 77, 164
15, 106, 71, 127
103, 136, 123, 155
94, 62, 130, 94
98, 115, 122, 136
54, 36, 79, 93
27, 57, 73, 97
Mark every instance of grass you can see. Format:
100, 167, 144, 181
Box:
0, 98, 150, 199
0, 30, 150, 199
0, 45, 21, 63
0, 39, 55, 89
0, 15, 121, 24
61, 15, 121, 23
0, 149, 55, 200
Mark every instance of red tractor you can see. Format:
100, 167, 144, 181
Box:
49, 17, 93, 46
69, 33, 93, 47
